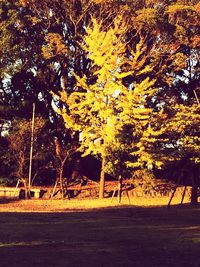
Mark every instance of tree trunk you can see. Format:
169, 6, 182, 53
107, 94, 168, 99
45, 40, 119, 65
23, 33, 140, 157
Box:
118, 176, 122, 203
22, 178, 29, 199
99, 157, 106, 199
190, 166, 199, 205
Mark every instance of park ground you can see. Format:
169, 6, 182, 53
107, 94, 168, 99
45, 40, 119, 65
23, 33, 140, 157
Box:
0, 197, 199, 267
0, 193, 192, 212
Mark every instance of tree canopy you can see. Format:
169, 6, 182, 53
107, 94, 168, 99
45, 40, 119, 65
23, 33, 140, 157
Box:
0, 0, 199, 203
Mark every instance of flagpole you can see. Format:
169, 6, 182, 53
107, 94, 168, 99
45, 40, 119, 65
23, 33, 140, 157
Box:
28, 103, 35, 193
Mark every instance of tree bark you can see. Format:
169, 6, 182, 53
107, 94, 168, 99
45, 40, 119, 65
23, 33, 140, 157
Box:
22, 178, 29, 199
99, 157, 106, 199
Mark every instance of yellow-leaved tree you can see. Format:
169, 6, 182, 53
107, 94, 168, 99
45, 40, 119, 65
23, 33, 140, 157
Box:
156, 103, 200, 204
56, 17, 128, 198
110, 37, 165, 200
55, 16, 162, 199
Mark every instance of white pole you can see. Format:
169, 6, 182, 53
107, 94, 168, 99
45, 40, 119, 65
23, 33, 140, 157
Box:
193, 90, 200, 106
28, 103, 35, 190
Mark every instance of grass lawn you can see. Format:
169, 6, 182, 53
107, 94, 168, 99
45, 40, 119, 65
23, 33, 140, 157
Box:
0, 205, 199, 267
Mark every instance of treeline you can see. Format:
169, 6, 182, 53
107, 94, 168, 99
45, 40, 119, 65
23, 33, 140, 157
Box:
0, 0, 199, 203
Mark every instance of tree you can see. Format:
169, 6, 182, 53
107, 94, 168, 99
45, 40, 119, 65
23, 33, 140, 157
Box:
1, 0, 125, 151
53, 137, 78, 199
55, 16, 127, 198
0, 134, 12, 185
55, 16, 163, 199
1, 0, 199, 203
8, 117, 45, 198
152, 103, 200, 204
149, 0, 200, 204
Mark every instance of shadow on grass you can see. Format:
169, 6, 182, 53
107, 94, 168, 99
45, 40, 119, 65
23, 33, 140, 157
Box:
0, 198, 19, 204
0, 204, 199, 267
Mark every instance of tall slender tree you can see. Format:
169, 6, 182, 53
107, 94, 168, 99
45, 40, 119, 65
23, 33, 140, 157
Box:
56, 16, 163, 198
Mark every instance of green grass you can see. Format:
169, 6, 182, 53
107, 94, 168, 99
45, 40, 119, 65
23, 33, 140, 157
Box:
0, 205, 200, 267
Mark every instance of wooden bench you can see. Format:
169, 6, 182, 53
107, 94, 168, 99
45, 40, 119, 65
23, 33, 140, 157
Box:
0, 187, 20, 199
30, 188, 41, 199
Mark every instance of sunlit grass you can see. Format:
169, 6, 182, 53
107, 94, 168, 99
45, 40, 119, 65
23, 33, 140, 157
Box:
0, 194, 191, 212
